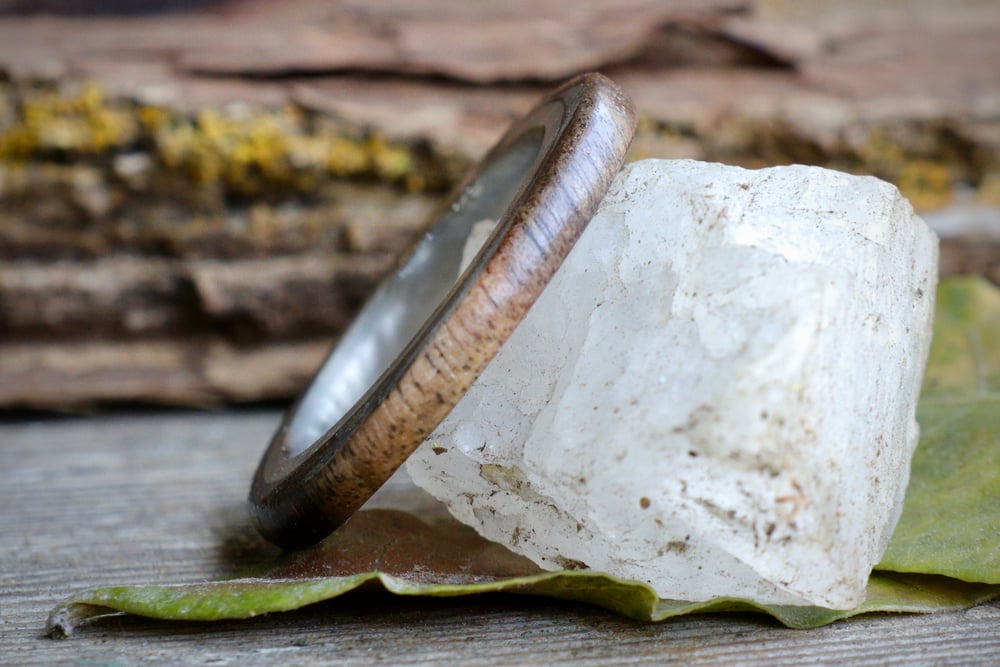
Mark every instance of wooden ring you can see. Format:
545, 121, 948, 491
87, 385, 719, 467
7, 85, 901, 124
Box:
250, 73, 637, 549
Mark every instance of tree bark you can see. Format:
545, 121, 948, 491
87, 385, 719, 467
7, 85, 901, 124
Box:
1, 0, 998, 408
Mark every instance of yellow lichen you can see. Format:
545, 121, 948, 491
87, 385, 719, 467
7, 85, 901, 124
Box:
855, 129, 959, 210
0, 82, 436, 199
5, 81, 985, 210
978, 170, 1000, 207
0, 84, 138, 158
895, 159, 954, 211
856, 128, 906, 175
142, 105, 426, 197
325, 135, 370, 177
366, 133, 414, 181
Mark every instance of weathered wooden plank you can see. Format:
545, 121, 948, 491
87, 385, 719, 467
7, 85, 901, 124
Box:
1, 411, 998, 665
0, 0, 998, 410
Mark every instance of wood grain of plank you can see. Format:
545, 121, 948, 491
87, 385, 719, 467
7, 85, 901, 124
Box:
1, 411, 998, 666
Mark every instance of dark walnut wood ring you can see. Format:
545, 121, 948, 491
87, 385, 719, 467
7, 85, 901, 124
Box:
249, 73, 637, 549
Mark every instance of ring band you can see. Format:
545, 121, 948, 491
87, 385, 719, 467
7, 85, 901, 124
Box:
249, 73, 637, 549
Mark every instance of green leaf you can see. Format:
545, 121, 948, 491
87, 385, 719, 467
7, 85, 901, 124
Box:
878, 277, 1000, 582
46, 512, 1000, 637
47, 277, 1000, 637
919, 276, 1000, 400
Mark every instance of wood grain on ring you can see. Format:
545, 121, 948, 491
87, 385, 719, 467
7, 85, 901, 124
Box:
250, 73, 637, 549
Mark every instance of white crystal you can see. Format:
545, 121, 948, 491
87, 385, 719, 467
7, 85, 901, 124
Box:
407, 159, 939, 609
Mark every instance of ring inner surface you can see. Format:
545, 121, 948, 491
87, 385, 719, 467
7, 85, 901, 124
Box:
279, 119, 551, 468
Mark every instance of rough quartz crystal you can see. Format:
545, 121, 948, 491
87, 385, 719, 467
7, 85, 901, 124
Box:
407, 159, 939, 609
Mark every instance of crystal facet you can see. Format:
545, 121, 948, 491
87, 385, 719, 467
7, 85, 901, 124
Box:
407, 159, 939, 608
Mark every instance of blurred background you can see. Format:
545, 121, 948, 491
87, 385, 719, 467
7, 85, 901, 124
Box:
1, 0, 998, 410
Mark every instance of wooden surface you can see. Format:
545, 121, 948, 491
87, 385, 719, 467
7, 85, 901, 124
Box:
3, 0, 999, 410
2, 410, 999, 665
